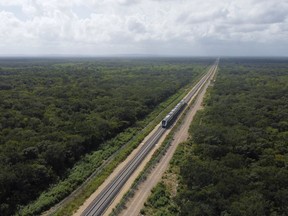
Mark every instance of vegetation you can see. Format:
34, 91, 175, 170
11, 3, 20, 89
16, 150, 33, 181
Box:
0, 57, 210, 215
143, 58, 288, 216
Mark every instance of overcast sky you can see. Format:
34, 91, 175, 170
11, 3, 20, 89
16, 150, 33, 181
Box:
0, 0, 287, 56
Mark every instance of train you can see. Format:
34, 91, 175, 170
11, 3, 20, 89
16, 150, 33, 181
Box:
161, 99, 186, 128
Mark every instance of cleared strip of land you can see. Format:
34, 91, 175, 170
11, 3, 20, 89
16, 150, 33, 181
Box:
119, 62, 218, 216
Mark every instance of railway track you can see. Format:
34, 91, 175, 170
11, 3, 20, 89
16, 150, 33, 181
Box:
81, 127, 165, 216
184, 60, 218, 103
81, 61, 218, 216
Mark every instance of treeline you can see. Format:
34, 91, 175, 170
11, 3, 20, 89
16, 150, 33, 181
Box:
178, 58, 288, 215
0, 58, 209, 215
142, 58, 288, 216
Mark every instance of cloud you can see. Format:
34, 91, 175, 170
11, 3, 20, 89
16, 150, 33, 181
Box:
127, 18, 146, 34
0, 11, 27, 44
115, 0, 139, 6
0, 0, 287, 56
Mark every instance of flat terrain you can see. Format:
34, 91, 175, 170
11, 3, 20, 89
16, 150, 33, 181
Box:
143, 58, 288, 216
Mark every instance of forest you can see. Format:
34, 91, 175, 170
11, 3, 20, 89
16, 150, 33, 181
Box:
0, 57, 210, 215
142, 58, 288, 216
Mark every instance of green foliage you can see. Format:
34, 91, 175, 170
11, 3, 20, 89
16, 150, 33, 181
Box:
142, 182, 178, 216
176, 58, 288, 216
148, 183, 170, 207
0, 58, 209, 215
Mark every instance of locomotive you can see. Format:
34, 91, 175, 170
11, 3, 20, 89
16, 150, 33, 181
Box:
161, 99, 186, 128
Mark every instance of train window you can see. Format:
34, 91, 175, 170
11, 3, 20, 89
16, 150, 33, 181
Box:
162, 120, 166, 128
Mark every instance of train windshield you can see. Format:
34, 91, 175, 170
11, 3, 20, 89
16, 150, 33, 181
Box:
162, 120, 167, 128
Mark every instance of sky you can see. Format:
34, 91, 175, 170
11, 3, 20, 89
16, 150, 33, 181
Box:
0, 0, 287, 57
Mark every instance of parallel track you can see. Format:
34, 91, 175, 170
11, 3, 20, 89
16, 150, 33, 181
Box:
81, 127, 165, 216
81, 60, 219, 216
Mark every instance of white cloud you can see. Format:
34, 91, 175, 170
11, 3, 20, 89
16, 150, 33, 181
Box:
0, 0, 287, 56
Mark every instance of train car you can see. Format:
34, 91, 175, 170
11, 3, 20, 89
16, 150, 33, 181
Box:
162, 100, 186, 128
